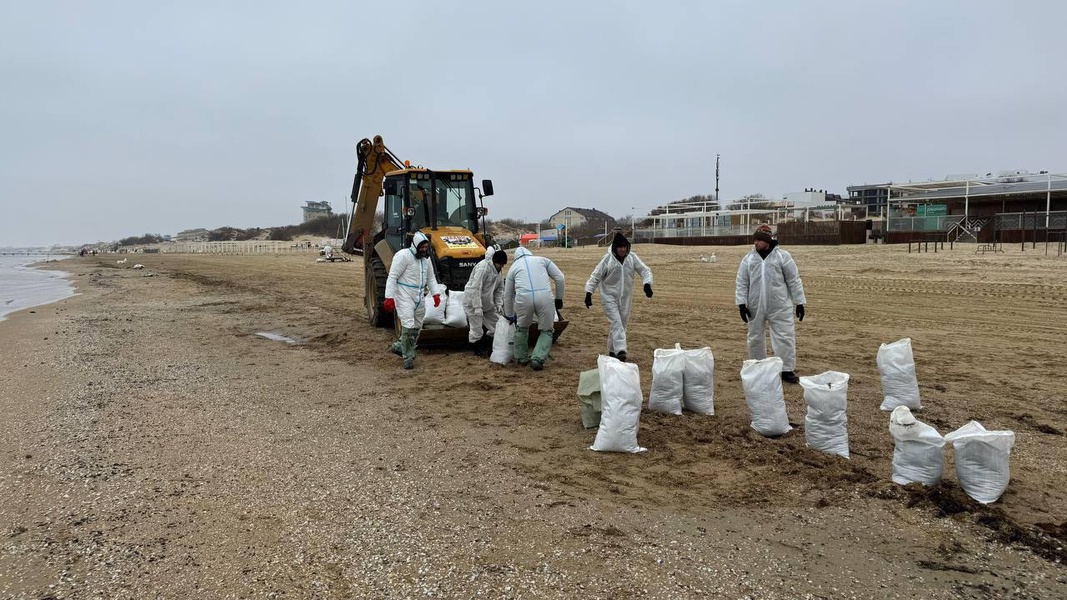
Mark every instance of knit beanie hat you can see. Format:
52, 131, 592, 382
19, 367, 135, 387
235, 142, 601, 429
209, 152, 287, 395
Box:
753, 224, 774, 243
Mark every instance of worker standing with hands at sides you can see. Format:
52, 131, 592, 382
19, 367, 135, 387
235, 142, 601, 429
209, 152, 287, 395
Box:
735, 224, 807, 383
503, 246, 565, 371
583, 232, 653, 362
383, 232, 445, 370
463, 245, 508, 355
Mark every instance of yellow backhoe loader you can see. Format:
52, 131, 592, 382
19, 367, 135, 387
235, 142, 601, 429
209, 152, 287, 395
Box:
342, 135, 568, 345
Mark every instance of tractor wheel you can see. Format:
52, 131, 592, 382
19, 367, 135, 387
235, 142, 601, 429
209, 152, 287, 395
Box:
366, 255, 393, 328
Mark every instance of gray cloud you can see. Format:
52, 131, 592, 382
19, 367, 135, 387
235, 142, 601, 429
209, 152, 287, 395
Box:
2, 0, 1065, 246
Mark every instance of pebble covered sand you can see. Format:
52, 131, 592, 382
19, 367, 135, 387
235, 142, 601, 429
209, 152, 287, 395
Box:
2, 246, 1066, 598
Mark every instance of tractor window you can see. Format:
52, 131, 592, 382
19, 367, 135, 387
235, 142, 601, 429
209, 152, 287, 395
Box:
409, 182, 432, 232
384, 181, 402, 230
435, 178, 477, 232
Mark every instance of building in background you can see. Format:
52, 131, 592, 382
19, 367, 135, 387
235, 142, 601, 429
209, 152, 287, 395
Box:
844, 183, 901, 216
547, 207, 616, 233
175, 228, 210, 242
302, 201, 333, 223
783, 189, 843, 208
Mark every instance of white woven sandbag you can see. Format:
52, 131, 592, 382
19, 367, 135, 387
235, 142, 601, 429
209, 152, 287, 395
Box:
442, 290, 468, 328
488, 318, 515, 365
682, 346, 715, 415
945, 421, 1015, 504
800, 371, 850, 458
889, 406, 945, 486
422, 292, 446, 325
591, 355, 646, 453
877, 338, 922, 411
740, 357, 791, 437
649, 344, 685, 415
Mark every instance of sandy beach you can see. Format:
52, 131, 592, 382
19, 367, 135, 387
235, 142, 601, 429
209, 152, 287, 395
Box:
2, 243, 1066, 599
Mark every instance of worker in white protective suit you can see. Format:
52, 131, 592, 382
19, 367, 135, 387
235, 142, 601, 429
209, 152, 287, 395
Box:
384, 232, 445, 369
463, 246, 507, 355
735, 224, 807, 383
503, 246, 565, 371
583, 232, 653, 362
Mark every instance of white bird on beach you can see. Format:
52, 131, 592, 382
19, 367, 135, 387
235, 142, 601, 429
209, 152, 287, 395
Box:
132, 264, 145, 270
117, 258, 127, 264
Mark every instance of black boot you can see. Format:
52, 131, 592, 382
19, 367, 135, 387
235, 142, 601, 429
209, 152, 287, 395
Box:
781, 371, 799, 384
616, 351, 627, 363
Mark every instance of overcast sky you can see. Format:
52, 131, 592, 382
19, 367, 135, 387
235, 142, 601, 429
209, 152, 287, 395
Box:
2, 0, 1065, 247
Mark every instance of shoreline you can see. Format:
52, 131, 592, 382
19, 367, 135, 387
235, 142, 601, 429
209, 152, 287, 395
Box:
0, 255, 78, 322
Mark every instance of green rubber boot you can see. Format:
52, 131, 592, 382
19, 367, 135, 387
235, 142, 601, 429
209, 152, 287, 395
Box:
513, 325, 531, 365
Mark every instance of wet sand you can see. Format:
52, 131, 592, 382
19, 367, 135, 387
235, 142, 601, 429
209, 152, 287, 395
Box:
1, 244, 1065, 599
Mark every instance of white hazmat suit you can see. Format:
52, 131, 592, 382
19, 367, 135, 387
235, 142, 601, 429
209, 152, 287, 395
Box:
503, 246, 565, 366
385, 231, 445, 330
584, 235, 652, 355
463, 247, 504, 344
735, 241, 806, 371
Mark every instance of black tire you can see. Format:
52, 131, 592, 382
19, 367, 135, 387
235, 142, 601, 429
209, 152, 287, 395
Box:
366, 255, 393, 328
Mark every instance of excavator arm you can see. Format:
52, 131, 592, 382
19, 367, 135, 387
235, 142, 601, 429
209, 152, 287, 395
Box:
342, 135, 405, 254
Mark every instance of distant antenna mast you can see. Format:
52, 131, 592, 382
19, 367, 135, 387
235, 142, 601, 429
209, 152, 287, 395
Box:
715, 154, 721, 205
343, 196, 351, 240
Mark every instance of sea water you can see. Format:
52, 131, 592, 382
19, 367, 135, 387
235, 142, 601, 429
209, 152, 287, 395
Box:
0, 255, 77, 322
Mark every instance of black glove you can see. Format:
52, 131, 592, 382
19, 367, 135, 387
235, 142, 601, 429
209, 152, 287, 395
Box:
555, 298, 563, 310
584, 292, 592, 308
506, 314, 517, 325
739, 304, 751, 323
796, 304, 805, 321
643, 283, 653, 298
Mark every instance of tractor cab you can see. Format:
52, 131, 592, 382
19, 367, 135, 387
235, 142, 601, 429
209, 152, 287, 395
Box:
379, 169, 493, 290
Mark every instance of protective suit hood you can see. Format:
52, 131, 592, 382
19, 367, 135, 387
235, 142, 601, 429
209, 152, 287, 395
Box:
515, 246, 532, 259
411, 232, 430, 254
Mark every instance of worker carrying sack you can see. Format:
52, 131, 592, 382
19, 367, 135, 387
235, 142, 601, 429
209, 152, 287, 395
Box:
489, 318, 515, 365
649, 345, 685, 415
590, 355, 646, 453
576, 368, 602, 429
944, 421, 1015, 504
442, 290, 468, 328
740, 357, 791, 437
889, 406, 945, 486
877, 338, 922, 411
799, 371, 850, 458
682, 346, 715, 415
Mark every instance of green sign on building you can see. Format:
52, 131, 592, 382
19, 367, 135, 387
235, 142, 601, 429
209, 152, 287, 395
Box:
916, 204, 947, 216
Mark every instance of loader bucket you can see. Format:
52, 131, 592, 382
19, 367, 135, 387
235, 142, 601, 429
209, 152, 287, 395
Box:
529, 313, 569, 343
